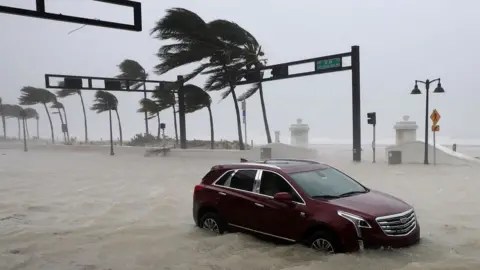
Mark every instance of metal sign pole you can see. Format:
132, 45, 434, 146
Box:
372, 124, 376, 163
433, 130, 436, 166
242, 101, 247, 148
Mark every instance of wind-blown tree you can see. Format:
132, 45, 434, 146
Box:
10, 105, 22, 139
51, 101, 68, 142
183, 84, 215, 149
116, 59, 150, 135
19, 107, 28, 151
19, 86, 56, 143
24, 108, 39, 139
0, 97, 6, 139
90, 91, 123, 145
152, 85, 178, 145
151, 8, 266, 149
137, 98, 166, 139
57, 82, 88, 143
3, 104, 22, 139
236, 62, 272, 144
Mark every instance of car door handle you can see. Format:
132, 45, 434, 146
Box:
218, 192, 226, 196
254, 203, 264, 208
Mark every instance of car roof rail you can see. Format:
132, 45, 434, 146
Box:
262, 158, 321, 165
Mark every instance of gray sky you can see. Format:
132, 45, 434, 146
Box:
1, 0, 479, 145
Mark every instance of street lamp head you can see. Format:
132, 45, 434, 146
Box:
433, 82, 445, 93
410, 83, 421, 95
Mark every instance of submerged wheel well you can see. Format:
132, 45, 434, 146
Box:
197, 206, 218, 220
303, 223, 340, 243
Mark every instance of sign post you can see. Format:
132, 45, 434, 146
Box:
242, 100, 247, 148
367, 112, 377, 163
430, 109, 441, 165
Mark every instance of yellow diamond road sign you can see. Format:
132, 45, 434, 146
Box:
430, 109, 441, 125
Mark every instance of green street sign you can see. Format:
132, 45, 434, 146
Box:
315, 58, 342, 70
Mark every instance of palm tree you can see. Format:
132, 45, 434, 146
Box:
24, 108, 38, 139
183, 84, 215, 149
91, 91, 123, 145
152, 85, 178, 145
18, 107, 28, 151
116, 59, 150, 135
35, 114, 39, 139
151, 8, 266, 149
19, 86, 56, 144
57, 82, 88, 143
51, 101, 68, 143
237, 64, 272, 144
6, 104, 23, 139
0, 97, 6, 139
137, 98, 166, 139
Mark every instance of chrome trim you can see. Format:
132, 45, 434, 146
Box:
254, 203, 264, 208
228, 223, 296, 242
213, 169, 259, 194
376, 209, 415, 220
256, 169, 307, 205
229, 162, 281, 169
253, 170, 261, 193
211, 169, 236, 186
375, 209, 417, 237
210, 168, 306, 206
264, 158, 321, 164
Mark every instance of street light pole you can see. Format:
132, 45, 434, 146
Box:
410, 78, 445, 165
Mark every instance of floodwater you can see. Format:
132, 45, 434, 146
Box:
1, 145, 480, 270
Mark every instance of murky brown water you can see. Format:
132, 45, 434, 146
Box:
1, 146, 480, 270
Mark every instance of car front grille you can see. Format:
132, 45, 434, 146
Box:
376, 209, 416, 236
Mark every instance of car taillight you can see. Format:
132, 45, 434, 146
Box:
194, 185, 205, 192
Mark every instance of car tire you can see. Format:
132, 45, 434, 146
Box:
199, 212, 226, 234
306, 231, 341, 254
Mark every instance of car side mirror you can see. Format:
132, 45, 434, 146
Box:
273, 192, 294, 206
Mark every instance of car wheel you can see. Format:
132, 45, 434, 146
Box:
199, 212, 226, 234
307, 231, 340, 254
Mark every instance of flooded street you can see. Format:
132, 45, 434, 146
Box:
1, 147, 480, 270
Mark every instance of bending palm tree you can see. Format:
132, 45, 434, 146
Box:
19, 86, 56, 144
19, 107, 28, 151
51, 102, 68, 143
117, 59, 150, 135
57, 82, 88, 143
137, 98, 166, 139
183, 84, 215, 149
152, 85, 178, 145
0, 97, 6, 139
91, 91, 123, 145
237, 63, 272, 144
151, 8, 266, 149
6, 105, 23, 139
24, 108, 38, 140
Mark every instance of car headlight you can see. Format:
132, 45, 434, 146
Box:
337, 211, 371, 228
338, 211, 371, 238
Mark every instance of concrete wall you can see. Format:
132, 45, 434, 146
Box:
2, 142, 319, 162
385, 141, 480, 165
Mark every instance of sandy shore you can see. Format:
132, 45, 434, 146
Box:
1, 144, 480, 269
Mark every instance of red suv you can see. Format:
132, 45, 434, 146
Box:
193, 159, 420, 253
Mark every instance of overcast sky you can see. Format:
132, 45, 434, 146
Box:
1, 0, 479, 145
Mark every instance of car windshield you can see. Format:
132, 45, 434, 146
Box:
288, 168, 368, 199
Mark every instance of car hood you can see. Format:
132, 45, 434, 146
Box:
329, 190, 412, 218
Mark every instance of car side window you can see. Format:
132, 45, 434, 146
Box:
215, 171, 234, 186
228, 169, 257, 192
260, 171, 303, 203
